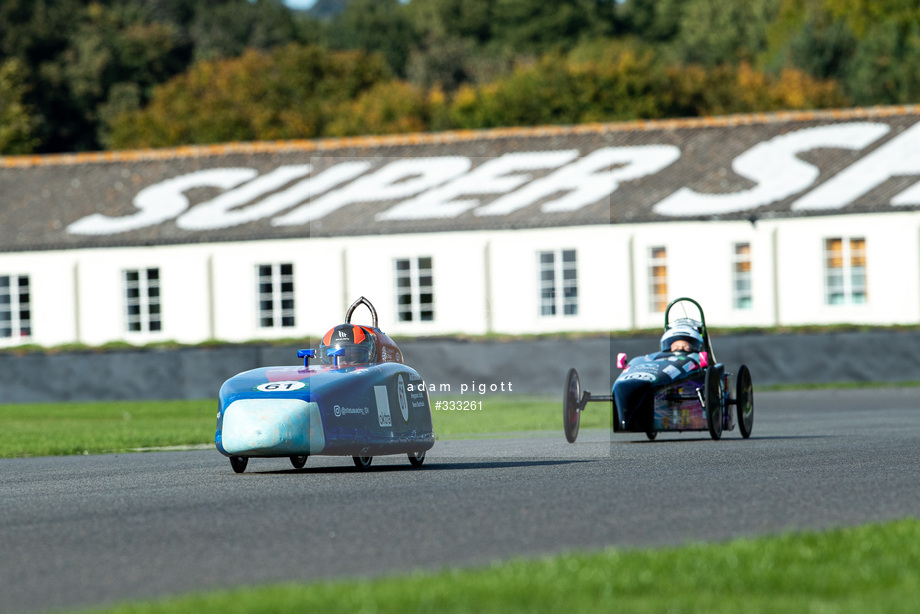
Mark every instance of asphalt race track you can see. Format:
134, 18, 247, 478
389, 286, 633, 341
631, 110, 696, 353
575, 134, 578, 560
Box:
2, 388, 919, 614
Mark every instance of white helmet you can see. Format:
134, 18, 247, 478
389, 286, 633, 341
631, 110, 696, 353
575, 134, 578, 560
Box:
660, 324, 703, 352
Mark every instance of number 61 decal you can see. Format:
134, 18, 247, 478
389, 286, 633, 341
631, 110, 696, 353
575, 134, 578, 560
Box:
256, 380, 306, 392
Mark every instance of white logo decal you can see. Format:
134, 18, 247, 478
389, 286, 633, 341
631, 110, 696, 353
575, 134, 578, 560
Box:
621, 372, 656, 382
374, 385, 392, 427
397, 374, 409, 422
256, 380, 305, 392
333, 404, 367, 417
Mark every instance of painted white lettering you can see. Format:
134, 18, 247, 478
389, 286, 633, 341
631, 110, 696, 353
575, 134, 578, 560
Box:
376, 151, 578, 220
176, 165, 312, 230
67, 168, 256, 235
792, 121, 920, 210
654, 123, 890, 217
475, 146, 680, 216
176, 162, 372, 230
271, 157, 471, 226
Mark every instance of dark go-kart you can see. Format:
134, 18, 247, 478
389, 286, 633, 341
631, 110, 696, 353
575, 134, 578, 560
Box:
563, 297, 753, 442
215, 297, 434, 472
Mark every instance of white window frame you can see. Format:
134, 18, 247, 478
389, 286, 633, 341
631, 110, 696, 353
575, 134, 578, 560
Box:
124, 268, 161, 333
824, 237, 867, 305
257, 263, 296, 329
538, 249, 578, 317
648, 246, 668, 313
0, 274, 31, 339
395, 257, 434, 322
732, 242, 753, 310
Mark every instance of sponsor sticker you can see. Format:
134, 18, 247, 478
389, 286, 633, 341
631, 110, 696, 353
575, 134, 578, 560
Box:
397, 374, 409, 422
621, 372, 656, 382
663, 365, 681, 379
333, 404, 368, 417
256, 380, 305, 392
374, 385, 392, 427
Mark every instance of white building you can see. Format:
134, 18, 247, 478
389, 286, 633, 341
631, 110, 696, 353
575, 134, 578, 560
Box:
2, 106, 920, 349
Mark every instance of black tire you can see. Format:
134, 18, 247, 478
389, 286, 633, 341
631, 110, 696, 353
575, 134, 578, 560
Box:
563, 368, 582, 443
290, 455, 308, 469
353, 455, 373, 470
705, 367, 723, 441
229, 456, 248, 473
736, 364, 754, 439
646, 430, 658, 441
408, 451, 426, 467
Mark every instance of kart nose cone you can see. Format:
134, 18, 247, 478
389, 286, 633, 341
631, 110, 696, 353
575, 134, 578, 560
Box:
219, 399, 325, 455
614, 378, 656, 431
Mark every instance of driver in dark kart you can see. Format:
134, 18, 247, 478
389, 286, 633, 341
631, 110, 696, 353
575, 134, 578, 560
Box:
659, 323, 703, 355
615, 322, 705, 431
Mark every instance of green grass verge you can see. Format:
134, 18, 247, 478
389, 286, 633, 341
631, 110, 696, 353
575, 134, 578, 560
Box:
74, 518, 920, 614
0, 399, 217, 458
0, 395, 592, 458
4, 381, 920, 458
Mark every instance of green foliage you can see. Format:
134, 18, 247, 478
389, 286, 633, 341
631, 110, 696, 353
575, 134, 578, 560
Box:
1, 0, 915, 153
104, 44, 391, 148
325, 0, 415, 77
441, 41, 847, 130
0, 57, 40, 153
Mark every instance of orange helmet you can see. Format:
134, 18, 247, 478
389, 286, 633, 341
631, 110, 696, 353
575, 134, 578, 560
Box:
319, 324, 376, 367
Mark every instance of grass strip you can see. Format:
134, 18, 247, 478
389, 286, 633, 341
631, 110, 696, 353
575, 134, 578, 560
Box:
76, 518, 920, 614
0, 396, 586, 458
0, 399, 216, 458
2, 380, 917, 458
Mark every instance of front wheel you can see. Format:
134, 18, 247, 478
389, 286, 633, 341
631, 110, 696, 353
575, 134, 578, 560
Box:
229, 456, 248, 473
646, 430, 658, 441
408, 451, 426, 467
705, 367, 723, 441
563, 368, 582, 443
290, 455, 308, 469
353, 455, 373, 470
736, 365, 754, 439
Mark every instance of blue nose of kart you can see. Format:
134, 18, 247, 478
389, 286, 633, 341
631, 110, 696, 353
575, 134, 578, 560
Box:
613, 378, 656, 432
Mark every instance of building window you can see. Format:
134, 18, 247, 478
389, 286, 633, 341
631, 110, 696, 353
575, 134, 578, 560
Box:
125, 268, 161, 333
0, 275, 31, 339
825, 238, 867, 305
395, 257, 434, 322
733, 243, 753, 309
257, 263, 295, 328
538, 250, 578, 317
648, 247, 667, 313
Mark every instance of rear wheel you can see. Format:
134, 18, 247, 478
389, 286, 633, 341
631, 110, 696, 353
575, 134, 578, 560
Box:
290, 455, 308, 469
563, 368, 582, 443
736, 365, 754, 439
353, 455, 373, 470
408, 451, 426, 467
705, 367, 723, 441
229, 456, 248, 473
646, 430, 658, 441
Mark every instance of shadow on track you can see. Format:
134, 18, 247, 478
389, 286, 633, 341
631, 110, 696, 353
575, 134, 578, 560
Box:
248, 458, 597, 475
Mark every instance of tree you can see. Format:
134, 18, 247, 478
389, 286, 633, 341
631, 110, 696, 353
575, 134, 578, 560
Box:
0, 57, 40, 154
325, 0, 415, 77
103, 44, 391, 148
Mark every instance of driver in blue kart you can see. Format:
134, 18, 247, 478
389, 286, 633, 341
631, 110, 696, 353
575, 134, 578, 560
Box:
319, 323, 377, 367
659, 323, 703, 355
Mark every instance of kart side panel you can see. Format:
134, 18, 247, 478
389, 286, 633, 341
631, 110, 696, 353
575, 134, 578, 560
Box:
216, 362, 434, 457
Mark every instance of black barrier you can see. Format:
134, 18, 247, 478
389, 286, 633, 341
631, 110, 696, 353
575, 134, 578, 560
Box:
2, 330, 920, 402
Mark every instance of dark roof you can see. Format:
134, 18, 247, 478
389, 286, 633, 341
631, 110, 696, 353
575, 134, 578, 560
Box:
2, 106, 920, 252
